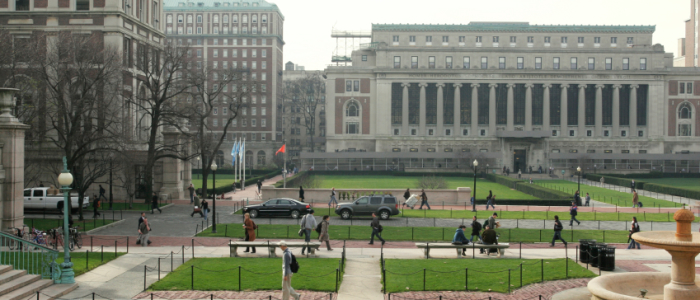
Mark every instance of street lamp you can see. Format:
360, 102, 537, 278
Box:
196, 157, 201, 179
109, 153, 113, 210
472, 159, 478, 212
56, 157, 75, 284
211, 160, 218, 233
576, 166, 582, 205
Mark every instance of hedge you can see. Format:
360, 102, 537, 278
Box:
599, 172, 700, 179
302, 170, 476, 177
205, 170, 281, 195
641, 183, 700, 200
472, 199, 571, 206
193, 168, 273, 175
585, 174, 646, 190
273, 171, 309, 188
484, 174, 571, 200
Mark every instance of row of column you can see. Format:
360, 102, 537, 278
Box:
399, 83, 640, 137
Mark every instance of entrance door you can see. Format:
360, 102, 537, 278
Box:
513, 150, 527, 173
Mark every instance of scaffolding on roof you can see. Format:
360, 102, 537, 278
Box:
331, 28, 372, 66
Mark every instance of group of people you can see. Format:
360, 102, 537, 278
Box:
401, 188, 432, 210
452, 213, 500, 255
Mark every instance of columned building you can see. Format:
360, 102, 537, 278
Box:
305, 22, 700, 174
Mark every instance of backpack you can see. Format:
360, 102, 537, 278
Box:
315, 222, 322, 234
377, 224, 383, 233
638, 202, 644, 208
633, 222, 641, 233
473, 221, 482, 232
554, 221, 563, 231
289, 252, 299, 273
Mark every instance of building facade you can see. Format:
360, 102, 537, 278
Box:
163, 0, 284, 169
282, 65, 326, 166
308, 22, 700, 174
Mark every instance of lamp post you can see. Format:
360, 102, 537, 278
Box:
197, 157, 200, 179
472, 159, 478, 212
576, 166, 582, 197
57, 157, 75, 284
211, 161, 218, 233
109, 154, 113, 210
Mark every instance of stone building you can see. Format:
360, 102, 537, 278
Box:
163, 0, 285, 169
304, 22, 700, 175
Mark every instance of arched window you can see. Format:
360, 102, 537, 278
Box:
232, 14, 238, 22
242, 14, 248, 23
261, 14, 267, 23
251, 15, 258, 23
166, 15, 172, 23
187, 15, 192, 23
216, 150, 224, 167
213, 15, 219, 23
177, 15, 183, 23
257, 150, 266, 166
245, 150, 253, 167
222, 15, 228, 23
196, 15, 202, 23
679, 103, 692, 119
346, 102, 359, 117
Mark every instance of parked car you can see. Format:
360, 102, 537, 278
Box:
24, 187, 90, 213
335, 194, 399, 220
242, 198, 311, 219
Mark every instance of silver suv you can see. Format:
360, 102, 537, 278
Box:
335, 195, 399, 220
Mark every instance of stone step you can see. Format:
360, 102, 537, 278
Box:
0, 270, 27, 285
0, 265, 13, 275
34, 282, 78, 300
2, 278, 53, 300
0, 274, 41, 296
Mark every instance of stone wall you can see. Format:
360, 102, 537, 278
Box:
261, 186, 471, 205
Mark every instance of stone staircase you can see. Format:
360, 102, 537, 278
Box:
0, 265, 77, 300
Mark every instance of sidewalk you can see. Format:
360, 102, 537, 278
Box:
565, 177, 699, 207
222, 174, 284, 201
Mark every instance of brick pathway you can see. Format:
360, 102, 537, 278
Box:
384, 278, 591, 300
133, 290, 335, 299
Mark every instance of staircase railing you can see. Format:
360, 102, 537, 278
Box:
0, 230, 59, 281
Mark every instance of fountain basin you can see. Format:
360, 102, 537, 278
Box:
588, 272, 700, 300
632, 231, 700, 251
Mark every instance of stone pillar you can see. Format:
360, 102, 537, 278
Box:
471, 84, 480, 136
419, 83, 427, 135
525, 84, 534, 131
543, 84, 551, 132
401, 83, 409, 136
436, 83, 444, 136
595, 84, 604, 136
561, 84, 569, 135
578, 84, 587, 136
613, 84, 621, 137
453, 84, 462, 136
160, 128, 186, 200
489, 83, 497, 135
506, 84, 515, 131
0, 88, 30, 230
630, 85, 639, 137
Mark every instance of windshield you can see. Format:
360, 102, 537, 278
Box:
355, 197, 369, 205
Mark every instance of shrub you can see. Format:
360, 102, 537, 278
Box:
642, 183, 700, 200
585, 174, 646, 190
484, 174, 570, 200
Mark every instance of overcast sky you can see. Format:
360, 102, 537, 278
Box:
273, 0, 689, 70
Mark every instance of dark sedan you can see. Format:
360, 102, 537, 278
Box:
242, 198, 311, 219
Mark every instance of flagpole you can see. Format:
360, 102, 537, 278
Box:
242, 137, 246, 190
283, 144, 287, 188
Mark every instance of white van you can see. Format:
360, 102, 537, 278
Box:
23, 187, 90, 213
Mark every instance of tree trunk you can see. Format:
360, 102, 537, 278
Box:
201, 161, 210, 200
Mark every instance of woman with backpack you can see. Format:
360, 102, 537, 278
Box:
551, 215, 567, 247
318, 215, 332, 251
627, 216, 641, 249
243, 212, 257, 253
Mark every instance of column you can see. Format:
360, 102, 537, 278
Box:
436, 83, 444, 136
489, 83, 497, 134
471, 84, 479, 136
453, 84, 462, 136
630, 85, 639, 137
595, 84, 604, 136
525, 84, 533, 131
543, 84, 551, 132
578, 84, 586, 136
613, 84, 621, 136
506, 84, 515, 131
419, 83, 427, 135
401, 83, 409, 136
560, 84, 569, 135
0, 88, 30, 230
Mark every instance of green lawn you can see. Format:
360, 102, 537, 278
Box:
98, 202, 168, 211
149, 257, 342, 291
384, 258, 596, 293
309, 175, 538, 200
0, 251, 124, 278
191, 174, 238, 190
536, 180, 681, 207
397, 209, 690, 222
633, 178, 700, 191
197, 224, 632, 243
24, 218, 115, 232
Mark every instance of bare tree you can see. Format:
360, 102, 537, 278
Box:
282, 74, 325, 152
114, 151, 138, 209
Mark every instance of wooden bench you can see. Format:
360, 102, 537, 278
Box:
415, 242, 510, 258
229, 241, 322, 258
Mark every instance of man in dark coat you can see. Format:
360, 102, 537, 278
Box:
469, 216, 482, 243
151, 192, 162, 214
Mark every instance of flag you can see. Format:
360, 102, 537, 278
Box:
231, 140, 238, 165
276, 144, 286, 156
240, 138, 245, 156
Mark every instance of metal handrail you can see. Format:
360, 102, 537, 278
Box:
0, 230, 59, 281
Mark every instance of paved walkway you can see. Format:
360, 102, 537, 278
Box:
562, 177, 699, 207
337, 258, 383, 300
222, 174, 284, 201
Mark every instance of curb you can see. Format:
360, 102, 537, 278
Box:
86, 218, 128, 235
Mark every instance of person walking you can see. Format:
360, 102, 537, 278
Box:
98, 185, 108, 203
551, 215, 567, 247
92, 194, 101, 218
257, 180, 263, 194
486, 213, 498, 231
369, 213, 386, 245
481, 225, 498, 254
486, 192, 496, 210
280, 241, 301, 300
201, 198, 209, 221
403, 188, 410, 203
469, 216, 483, 243
585, 192, 591, 206
300, 210, 317, 255
569, 201, 580, 226
191, 194, 204, 217
319, 215, 333, 251
632, 190, 639, 208
151, 192, 162, 214
188, 184, 195, 203
298, 186, 305, 202
329, 188, 338, 207
600, 176, 605, 185
452, 225, 470, 255
627, 217, 641, 249
139, 216, 150, 247
418, 189, 431, 210
136, 212, 150, 245
631, 180, 636, 191
243, 212, 257, 253
574, 190, 581, 206
518, 169, 522, 179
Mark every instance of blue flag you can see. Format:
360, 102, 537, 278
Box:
231, 140, 238, 165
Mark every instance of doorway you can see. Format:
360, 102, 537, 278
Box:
513, 150, 527, 173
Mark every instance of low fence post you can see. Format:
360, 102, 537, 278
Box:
465, 268, 468, 291
192, 239, 194, 258
127, 237, 129, 253
158, 258, 161, 280
508, 269, 511, 294
144, 265, 147, 291
191, 265, 194, 290
336, 268, 339, 293
541, 259, 544, 282
238, 266, 242, 291
423, 268, 426, 291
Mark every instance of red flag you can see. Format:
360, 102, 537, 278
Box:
275, 144, 286, 155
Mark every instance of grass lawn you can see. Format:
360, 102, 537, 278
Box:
536, 180, 681, 208
98, 202, 169, 211
309, 175, 538, 200
397, 209, 691, 222
197, 224, 632, 243
149, 257, 342, 291
0, 251, 124, 278
383, 258, 596, 293
632, 178, 700, 191
24, 218, 115, 232
191, 174, 238, 190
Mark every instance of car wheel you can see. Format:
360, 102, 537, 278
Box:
290, 210, 300, 219
249, 210, 259, 218
340, 209, 352, 220
379, 210, 390, 220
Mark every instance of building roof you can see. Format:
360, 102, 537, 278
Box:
163, 0, 283, 17
371, 22, 655, 33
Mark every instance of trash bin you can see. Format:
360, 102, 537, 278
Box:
579, 239, 597, 263
590, 243, 607, 268
600, 246, 616, 271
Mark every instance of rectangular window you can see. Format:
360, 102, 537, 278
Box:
223, 50, 228, 57
578, 37, 584, 43
553, 57, 560, 69
594, 37, 601, 43
679, 124, 692, 136
481, 56, 488, 69
362, 55, 367, 61
261, 107, 266, 115
476, 36, 482, 42
570, 57, 577, 69
243, 49, 247, 57
409, 36, 416, 42
197, 49, 202, 57
527, 36, 534, 43
252, 49, 257, 57
622, 58, 629, 70
611, 37, 617, 44
605, 58, 612, 70
627, 37, 634, 44
76, 0, 89, 10
640, 58, 647, 70
411, 56, 418, 69
517, 57, 524, 69
442, 36, 449, 42
346, 122, 359, 134
428, 56, 435, 69
426, 36, 432, 42
544, 36, 551, 43
346, 80, 352, 92
535, 57, 542, 69
213, 108, 218, 115
445, 56, 452, 69
499, 57, 505, 69
493, 36, 499, 42
394, 56, 401, 68
510, 36, 516, 43
463, 56, 470, 69
561, 37, 568, 43
262, 49, 267, 57
588, 57, 595, 70
688, 82, 693, 94
459, 36, 465, 43
392, 35, 399, 42
353, 80, 360, 92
